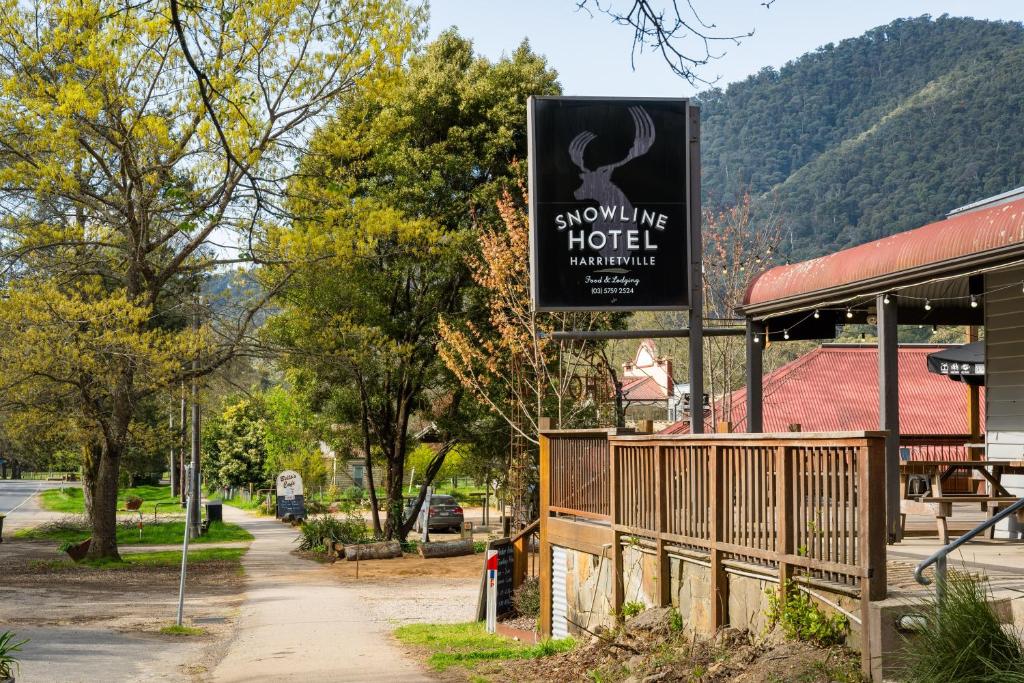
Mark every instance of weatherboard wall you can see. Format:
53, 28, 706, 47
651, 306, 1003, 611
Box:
985, 265, 1024, 538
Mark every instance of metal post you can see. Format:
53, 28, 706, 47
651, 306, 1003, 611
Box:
169, 401, 177, 497
189, 308, 201, 539
687, 104, 704, 435
420, 486, 432, 544
935, 554, 947, 605
179, 383, 186, 505
745, 319, 764, 433
877, 294, 900, 543
176, 464, 193, 626
485, 548, 498, 633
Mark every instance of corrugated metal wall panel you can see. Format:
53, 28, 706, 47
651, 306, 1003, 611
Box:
551, 546, 569, 640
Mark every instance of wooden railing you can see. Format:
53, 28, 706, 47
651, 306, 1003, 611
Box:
539, 430, 887, 675
511, 519, 540, 589
603, 435, 886, 591
548, 429, 616, 519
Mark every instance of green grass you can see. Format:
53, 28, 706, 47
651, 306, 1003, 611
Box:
32, 547, 246, 571
897, 572, 1024, 682
159, 625, 205, 636
221, 493, 273, 515
16, 520, 252, 546
394, 622, 574, 672
39, 485, 178, 514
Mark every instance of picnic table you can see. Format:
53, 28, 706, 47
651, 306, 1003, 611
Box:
899, 459, 1024, 543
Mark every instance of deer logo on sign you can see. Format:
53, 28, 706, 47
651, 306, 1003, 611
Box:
568, 106, 655, 261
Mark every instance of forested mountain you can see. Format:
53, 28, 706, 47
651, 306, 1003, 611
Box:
698, 15, 1024, 261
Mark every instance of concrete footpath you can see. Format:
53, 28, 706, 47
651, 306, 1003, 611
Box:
209, 506, 434, 683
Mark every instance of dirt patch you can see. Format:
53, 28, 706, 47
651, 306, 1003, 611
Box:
0, 538, 246, 679
321, 550, 485, 580
491, 608, 863, 683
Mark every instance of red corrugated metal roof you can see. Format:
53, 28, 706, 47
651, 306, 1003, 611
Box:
743, 196, 1024, 309
621, 376, 668, 401
661, 345, 983, 434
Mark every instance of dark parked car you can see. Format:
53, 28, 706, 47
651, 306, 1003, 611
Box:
407, 494, 464, 533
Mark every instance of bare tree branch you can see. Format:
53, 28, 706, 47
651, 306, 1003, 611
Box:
577, 0, 775, 85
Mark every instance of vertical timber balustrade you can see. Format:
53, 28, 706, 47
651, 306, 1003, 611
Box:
877, 293, 901, 543
776, 445, 794, 603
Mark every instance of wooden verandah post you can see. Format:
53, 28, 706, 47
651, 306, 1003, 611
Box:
877, 293, 901, 543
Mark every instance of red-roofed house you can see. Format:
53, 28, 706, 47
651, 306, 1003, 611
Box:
663, 345, 982, 460
619, 339, 677, 427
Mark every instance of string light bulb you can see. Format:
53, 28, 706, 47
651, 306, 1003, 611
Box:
753, 333, 761, 344
783, 329, 790, 340
924, 300, 932, 311
970, 295, 979, 309
883, 293, 891, 305
846, 307, 853, 319
813, 309, 820, 319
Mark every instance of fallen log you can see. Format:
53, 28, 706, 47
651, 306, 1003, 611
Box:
344, 540, 402, 561
419, 539, 474, 559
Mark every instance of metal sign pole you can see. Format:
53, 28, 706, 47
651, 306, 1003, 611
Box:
176, 464, 193, 627
687, 104, 705, 434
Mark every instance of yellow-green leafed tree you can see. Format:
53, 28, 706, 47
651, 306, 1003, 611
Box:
0, 0, 420, 559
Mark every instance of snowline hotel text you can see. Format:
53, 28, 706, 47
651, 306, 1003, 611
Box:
556, 204, 665, 267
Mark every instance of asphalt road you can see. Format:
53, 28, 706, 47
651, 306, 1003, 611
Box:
0, 478, 67, 532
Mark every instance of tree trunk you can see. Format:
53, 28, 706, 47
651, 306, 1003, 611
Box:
381, 444, 405, 541
84, 440, 122, 561
360, 397, 382, 536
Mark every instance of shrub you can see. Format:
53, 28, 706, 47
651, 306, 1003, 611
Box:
0, 630, 28, 679
669, 608, 684, 632
296, 513, 370, 551
513, 577, 540, 618
897, 572, 1024, 682
304, 500, 327, 515
342, 485, 365, 502
620, 601, 645, 619
765, 581, 847, 646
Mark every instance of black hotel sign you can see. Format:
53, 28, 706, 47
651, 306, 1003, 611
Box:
528, 96, 692, 311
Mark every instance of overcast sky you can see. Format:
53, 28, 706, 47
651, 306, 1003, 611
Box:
427, 1, 1024, 96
